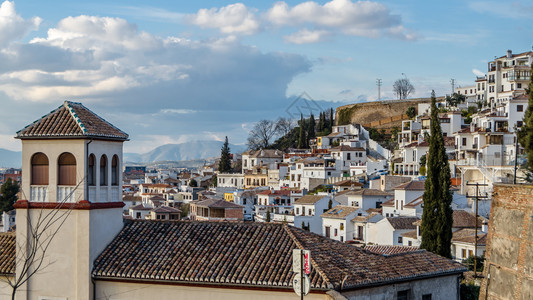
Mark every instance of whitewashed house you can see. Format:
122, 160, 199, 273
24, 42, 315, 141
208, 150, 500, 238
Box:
294, 194, 337, 235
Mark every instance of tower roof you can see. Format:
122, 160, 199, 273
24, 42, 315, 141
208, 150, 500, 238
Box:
16, 101, 128, 141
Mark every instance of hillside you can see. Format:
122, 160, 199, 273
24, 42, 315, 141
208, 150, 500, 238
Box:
0, 148, 21, 168
335, 97, 443, 129
124, 140, 246, 163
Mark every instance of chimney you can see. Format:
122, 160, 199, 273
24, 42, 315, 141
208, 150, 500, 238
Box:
507, 49, 512, 59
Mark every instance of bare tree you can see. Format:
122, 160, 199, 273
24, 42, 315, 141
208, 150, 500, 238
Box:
247, 119, 278, 150
0, 179, 83, 300
274, 117, 295, 137
393, 78, 415, 99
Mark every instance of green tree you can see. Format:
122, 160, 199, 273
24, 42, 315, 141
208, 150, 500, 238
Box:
518, 64, 533, 181
406, 106, 416, 119
218, 136, 232, 173
330, 108, 334, 129
420, 90, 453, 258
445, 93, 466, 107
298, 114, 306, 149
308, 113, 316, 142
0, 178, 19, 212
266, 210, 271, 222
328, 199, 333, 210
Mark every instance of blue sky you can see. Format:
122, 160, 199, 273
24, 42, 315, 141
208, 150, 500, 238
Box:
0, 0, 532, 153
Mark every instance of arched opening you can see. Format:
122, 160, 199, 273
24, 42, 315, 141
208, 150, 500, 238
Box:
111, 155, 119, 186
88, 154, 96, 186
58, 153, 76, 186
31, 153, 49, 185
100, 155, 108, 186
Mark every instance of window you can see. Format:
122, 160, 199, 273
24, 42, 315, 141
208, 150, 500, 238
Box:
58, 153, 76, 186
340, 223, 344, 231
325, 226, 330, 238
408, 241, 412, 246
462, 249, 467, 258
468, 249, 474, 257
31, 153, 49, 185
100, 155, 108, 186
517, 121, 523, 127
88, 154, 96, 186
517, 105, 524, 112
334, 228, 338, 236
518, 83, 522, 89
398, 236, 403, 244
136, 212, 141, 219
397, 290, 409, 300
347, 153, 351, 160
422, 294, 432, 300
111, 155, 119, 186
296, 208, 300, 215
462, 138, 467, 146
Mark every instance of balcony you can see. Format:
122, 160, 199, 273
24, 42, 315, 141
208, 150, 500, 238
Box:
30, 185, 48, 202
88, 186, 96, 202
99, 187, 109, 202
57, 186, 75, 203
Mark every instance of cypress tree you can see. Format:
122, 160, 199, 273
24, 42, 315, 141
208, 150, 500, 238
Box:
330, 108, 334, 129
420, 90, 453, 258
298, 114, 305, 149
218, 136, 232, 173
518, 64, 533, 181
308, 113, 316, 141
0, 178, 19, 212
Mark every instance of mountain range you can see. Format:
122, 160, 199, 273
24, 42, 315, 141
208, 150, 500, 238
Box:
0, 140, 247, 167
124, 140, 247, 163
0, 148, 22, 168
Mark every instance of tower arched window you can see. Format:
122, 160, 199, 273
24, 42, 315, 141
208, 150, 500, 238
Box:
100, 155, 108, 186
31, 153, 49, 185
58, 153, 76, 186
88, 154, 96, 186
111, 155, 119, 186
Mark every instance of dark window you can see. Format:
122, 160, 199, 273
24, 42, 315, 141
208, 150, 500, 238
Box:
88, 154, 96, 186
517, 121, 524, 127
422, 294, 432, 300
397, 290, 409, 300
136, 212, 141, 219
398, 236, 403, 244
31, 153, 49, 185
462, 138, 467, 146
100, 155, 108, 186
518, 83, 522, 88
58, 153, 76, 186
111, 155, 119, 186
517, 105, 524, 112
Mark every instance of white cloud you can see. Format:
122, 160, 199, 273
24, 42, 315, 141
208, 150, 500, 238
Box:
159, 108, 196, 114
0, 1, 41, 47
185, 3, 259, 35
283, 29, 329, 44
469, 1, 533, 19
265, 0, 412, 42
472, 68, 485, 77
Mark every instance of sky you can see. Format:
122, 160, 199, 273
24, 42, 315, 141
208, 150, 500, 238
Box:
0, 0, 532, 153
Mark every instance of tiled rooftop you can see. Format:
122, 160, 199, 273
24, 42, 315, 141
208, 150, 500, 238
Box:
363, 245, 419, 256
294, 195, 326, 204
387, 217, 420, 230
393, 181, 425, 191
192, 199, 244, 209
0, 233, 15, 275
321, 205, 360, 219
92, 221, 465, 291
16, 101, 128, 140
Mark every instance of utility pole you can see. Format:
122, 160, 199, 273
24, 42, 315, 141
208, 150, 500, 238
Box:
466, 182, 488, 278
450, 79, 455, 94
376, 79, 382, 101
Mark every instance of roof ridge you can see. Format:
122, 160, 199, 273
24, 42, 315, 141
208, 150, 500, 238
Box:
64, 100, 88, 134
68, 101, 129, 139
283, 225, 334, 289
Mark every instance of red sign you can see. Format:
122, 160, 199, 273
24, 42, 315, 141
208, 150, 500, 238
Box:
304, 251, 310, 275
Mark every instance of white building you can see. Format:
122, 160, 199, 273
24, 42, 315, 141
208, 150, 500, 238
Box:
321, 205, 363, 242
294, 194, 337, 234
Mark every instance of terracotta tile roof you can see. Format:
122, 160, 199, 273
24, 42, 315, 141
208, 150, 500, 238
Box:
452, 228, 487, 245
150, 195, 166, 201
152, 206, 181, 213
92, 221, 465, 291
452, 210, 478, 228
122, 195, 142, 201
381, 199, 395, 207
405, 196, 423, 208
363, 245, 419, 255
387, 217, 420, 230
257, 190, 291, 196
393, 181, 425, 191
248, 149, 283, 158
130, 204, 152, 211
0, 233, 15, 275
16, 101, 128, 140
321, 205, 360, 219
294, 195, 327, 204
401, 230, 418, 239
193, 199, 244, 209
333, 180, 364, 187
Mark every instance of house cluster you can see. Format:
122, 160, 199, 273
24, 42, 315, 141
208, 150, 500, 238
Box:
0, 100, 468, 300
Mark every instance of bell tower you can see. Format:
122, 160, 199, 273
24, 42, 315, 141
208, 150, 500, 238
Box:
14, 101, 128, 300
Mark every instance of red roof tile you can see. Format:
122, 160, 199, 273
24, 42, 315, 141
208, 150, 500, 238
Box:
92, 221, 466, 291
363, 245, 419, 255
16, 101, 128, 140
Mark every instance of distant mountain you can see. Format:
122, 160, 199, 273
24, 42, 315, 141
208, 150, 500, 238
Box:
124, 140, 247, 163
0, 148, 22, 168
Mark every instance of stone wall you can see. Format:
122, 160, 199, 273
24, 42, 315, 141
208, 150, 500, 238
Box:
479, 184, 533, 300
335, 97, 437, 127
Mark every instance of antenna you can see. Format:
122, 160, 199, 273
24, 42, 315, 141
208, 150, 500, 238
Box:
376, 79, 382, 101
450, 79, 455, 94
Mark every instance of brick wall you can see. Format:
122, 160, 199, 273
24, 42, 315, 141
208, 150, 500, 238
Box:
479, 184, 533, 300
225, 208, 243, 220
